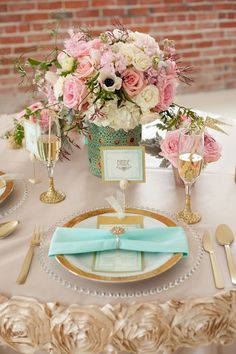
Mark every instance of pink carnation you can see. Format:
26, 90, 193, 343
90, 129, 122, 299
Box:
63, 75, 87, 109
156, 78, 176, 112
122, 68, 145, 97
160, 130, 180, 168
204, 132, 221, 163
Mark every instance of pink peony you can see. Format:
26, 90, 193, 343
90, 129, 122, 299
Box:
156, 78, 176, 112
204, 132, 221, 163
76, 56, 94, 79
63, 75, 87, 109
160, 130, 180, 167
122, 68, 145, 97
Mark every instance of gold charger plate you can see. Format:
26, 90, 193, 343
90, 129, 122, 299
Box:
0, 171, 14, 205
55, 208, 183, 283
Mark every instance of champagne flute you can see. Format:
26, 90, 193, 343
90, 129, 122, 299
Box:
37, 115, 65, 204
176, 129, 204, 224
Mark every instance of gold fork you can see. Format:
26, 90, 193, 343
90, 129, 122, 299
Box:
16, 225, 42, 284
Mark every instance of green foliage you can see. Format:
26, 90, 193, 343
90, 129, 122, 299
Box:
158, 104, 205, 133
13, 120, 24, 146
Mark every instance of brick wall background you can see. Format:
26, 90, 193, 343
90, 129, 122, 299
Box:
0, 0, 236, 109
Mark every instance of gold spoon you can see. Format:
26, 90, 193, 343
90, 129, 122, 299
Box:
0, 220, 19, 239
216, 224, 236, 285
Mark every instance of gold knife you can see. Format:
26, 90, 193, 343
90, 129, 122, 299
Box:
203, 231, 224, 289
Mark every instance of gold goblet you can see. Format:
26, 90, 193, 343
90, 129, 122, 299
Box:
176, 129, 204, 224
37, 116, 65, 204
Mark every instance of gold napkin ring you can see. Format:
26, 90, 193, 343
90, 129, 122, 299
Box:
111, 226, 125, 250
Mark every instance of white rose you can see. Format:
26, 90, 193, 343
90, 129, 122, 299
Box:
57, 52, 75, 72
135, 85, 159, 111
53, 76, 65, 99
132, 48, 152, 71
45, 71, 58, 85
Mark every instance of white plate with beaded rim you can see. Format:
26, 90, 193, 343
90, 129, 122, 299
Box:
55, 207, 185, 283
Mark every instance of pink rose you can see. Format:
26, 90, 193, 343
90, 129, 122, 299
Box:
75, 56, 94, 79
63, 75, 87, 109
122, 68, 145, 97
160, 130, 180, 167
204, 132, 221, 163
156, 78, 176, 112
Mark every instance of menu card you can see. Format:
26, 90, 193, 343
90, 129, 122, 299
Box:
93, 215, 144, 273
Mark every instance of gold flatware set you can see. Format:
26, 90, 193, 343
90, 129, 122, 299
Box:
216, 225, 236, 285
203, 231, 224, 289
0, 220, 19, 239
203, 224, 236, 289
16, 225, 42, 285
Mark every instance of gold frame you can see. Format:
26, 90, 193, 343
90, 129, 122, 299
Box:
100, 146, 146, 183
0, 171, 14, 205
55, 208, 183, 283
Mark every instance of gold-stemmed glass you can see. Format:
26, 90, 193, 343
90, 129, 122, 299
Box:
176, 129, 204, 224
37, 116, 65, 204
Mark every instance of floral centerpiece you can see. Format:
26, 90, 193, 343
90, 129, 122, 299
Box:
7, 25, 191, 175
6, 25, 225, 176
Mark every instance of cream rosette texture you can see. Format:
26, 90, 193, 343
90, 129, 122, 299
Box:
0, 291, 236, 353
0, 296, 50, 353
104, 303, 170, 354
169, 292, 236, 348
50, 305, 113, 354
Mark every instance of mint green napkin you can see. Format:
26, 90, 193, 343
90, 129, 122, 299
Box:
48, 227, 188, 256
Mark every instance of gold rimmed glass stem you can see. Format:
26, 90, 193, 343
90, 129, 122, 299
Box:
40, 163, 65, 204
176, 177, 201, 225
175, 129, 204, 225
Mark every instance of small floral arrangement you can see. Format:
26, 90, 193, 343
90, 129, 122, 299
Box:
143, 104, 227, 167
160, 129, 222, 168
6, 25, 192, 155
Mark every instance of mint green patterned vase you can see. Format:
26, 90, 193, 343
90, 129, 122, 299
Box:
87, 122, 142, 177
